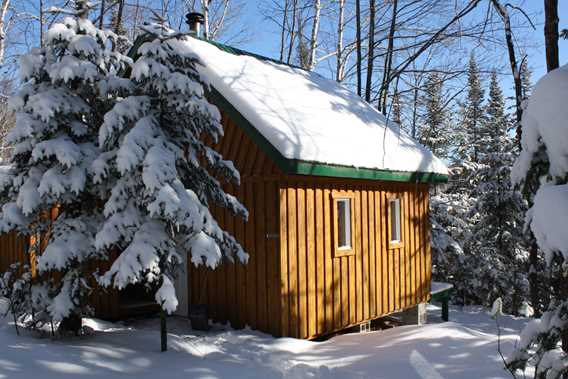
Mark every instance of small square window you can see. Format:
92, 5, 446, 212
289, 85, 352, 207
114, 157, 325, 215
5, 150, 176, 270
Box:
389, 198, 401, 244
332, 193, 355, 257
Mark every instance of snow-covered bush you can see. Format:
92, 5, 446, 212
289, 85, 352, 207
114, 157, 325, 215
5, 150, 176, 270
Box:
508, 64, 568, 378
0, 0, 130, 326
95, 21, 247, 351
0, 263, 32, 334
431, 187, 473, 302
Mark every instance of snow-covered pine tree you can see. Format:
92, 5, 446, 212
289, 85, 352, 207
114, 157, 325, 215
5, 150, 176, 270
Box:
456, 53, 485, 164
95, 20, 247, 352
430, 187, 474, 304
0, 0, 130, 332
508, 64, 568, 379
465, 71, 527, 313
418, 72, 452, 159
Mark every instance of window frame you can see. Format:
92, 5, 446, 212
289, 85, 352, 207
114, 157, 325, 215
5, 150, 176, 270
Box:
388, 196, 404, 249
332, 192, 356, 257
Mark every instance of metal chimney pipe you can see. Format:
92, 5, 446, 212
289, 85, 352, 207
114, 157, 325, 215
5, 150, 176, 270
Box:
186, 12, 205, 37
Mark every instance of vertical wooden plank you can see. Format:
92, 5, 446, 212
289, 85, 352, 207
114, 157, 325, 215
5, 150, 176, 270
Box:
216, 206, 227, 322
397, 189, 404, 311
408, 186, 416, 306
361, 188, 369, 321
235, 184, 247, 329
341, 255, 349, 327
404, 190, 411, 309
353, 188, 361, 324
306, 185, 317, 338
324, 188, 335, 331
425, 190, 432, 301
255, 181, 267, 331
374, 189, 382, 316
415, 187, 424, 303
315, 186, 325, 334
421, 187, 427, 302
332, 190, 342, 329
368, 190, 376, 317
279, 186, 290, 337
266, 180, 280, 336
417, 187, 425, 303
245, 182, 257, 328
287, 186, 299, 338
297, 185, 307, 338
380, 190, 389, 313
224, 185, 237, 327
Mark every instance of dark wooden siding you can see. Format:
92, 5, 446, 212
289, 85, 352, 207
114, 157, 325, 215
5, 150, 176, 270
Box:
189, 114, 283, 336
278, 178, 432, 339
0, 232, 29, 274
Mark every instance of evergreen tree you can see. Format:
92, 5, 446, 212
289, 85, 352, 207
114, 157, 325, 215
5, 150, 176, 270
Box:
508, 63, 568, 379
418, 72, 452, 158
95, 20, 247, 352
457, 54, 485, 164
0, 0, 129, 332
465, 72, 527, 313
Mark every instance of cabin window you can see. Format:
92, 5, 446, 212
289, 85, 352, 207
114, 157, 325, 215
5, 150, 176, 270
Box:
332, 193, 355, 257
389, 197, 402, 245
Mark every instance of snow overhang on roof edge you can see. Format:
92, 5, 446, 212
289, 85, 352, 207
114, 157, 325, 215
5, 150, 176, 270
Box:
208, 88, 448, 184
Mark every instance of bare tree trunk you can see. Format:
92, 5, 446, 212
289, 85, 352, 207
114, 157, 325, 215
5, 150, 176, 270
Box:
202, 0, 210, 39
114, 0, 125, 36
365, 0, 375, 103
544, 0, 559, 72
411, 85, 419, 138
99, 0, 106, 28
39, 0, 44, 47
287, 0, 298, 65
279, 0, 290, 61
378, 0, 398, 114
0, 0, 10, 66
355, 0, 362, 96
490, 1, 522, 134
308, 0, 321, 71
208, 0, 231, 40
336, 0, 345, 81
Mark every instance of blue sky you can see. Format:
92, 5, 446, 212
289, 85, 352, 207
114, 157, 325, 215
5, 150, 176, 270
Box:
229, 1, 568, 85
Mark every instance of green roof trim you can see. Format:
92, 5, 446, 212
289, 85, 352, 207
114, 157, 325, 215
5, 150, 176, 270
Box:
208, 88, 448, 184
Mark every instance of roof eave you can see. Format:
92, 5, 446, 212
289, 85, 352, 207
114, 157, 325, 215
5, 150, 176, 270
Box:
208, 87, 448, 184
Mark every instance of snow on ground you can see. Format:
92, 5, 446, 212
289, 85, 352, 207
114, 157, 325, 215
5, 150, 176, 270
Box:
0, 300, 528, 379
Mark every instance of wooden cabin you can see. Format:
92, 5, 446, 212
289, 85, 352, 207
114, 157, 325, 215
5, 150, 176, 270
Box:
0, 37, 448, 339
176, 38, 448, 339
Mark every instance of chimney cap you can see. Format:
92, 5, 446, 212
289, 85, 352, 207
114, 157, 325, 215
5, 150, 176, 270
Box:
186, 12, 205, 26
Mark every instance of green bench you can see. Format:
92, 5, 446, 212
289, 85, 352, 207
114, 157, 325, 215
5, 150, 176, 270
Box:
430, 282, 453, 321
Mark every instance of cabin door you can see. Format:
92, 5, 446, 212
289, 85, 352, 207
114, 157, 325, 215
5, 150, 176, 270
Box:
174, 251, 189, 317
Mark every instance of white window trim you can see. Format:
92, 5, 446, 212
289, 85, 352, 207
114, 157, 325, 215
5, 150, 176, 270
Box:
332, 192, 355, 257
389, 197, 402, 244
336, 198, 352, 250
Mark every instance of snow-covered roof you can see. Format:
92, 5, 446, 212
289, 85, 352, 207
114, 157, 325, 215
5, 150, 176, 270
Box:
180, 37, 449, 182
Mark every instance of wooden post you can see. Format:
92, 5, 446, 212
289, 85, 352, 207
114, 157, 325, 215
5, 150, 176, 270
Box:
160, 309, 167, 352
